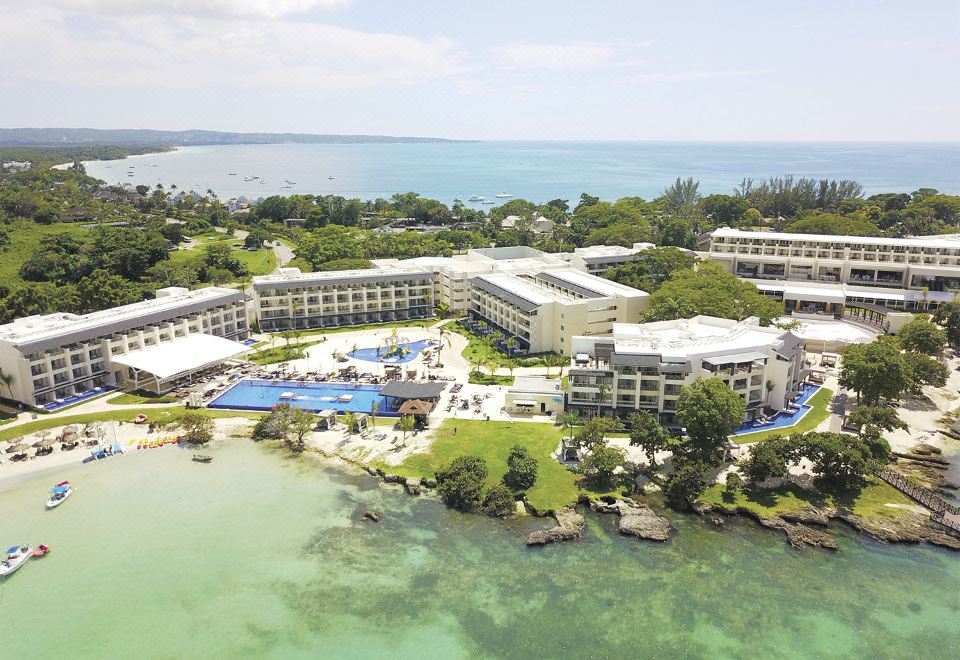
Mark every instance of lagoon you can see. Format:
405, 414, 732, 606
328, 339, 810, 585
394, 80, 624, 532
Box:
83, 142, 960, 206
1, 437, 959, 658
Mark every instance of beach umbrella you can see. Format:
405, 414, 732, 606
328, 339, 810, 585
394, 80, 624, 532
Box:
5, 442, 27, 453
39, 436, 57, 447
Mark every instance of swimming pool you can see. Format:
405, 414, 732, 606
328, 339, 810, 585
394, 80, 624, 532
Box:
732, 383, 821, 436
348, 339, 432, 364
207, 379, 391, 415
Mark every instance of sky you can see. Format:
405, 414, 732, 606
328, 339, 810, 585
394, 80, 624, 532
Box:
1, 0, 959, 141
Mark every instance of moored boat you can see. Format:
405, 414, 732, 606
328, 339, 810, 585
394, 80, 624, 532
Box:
494, 192, 513, 198
0, 545, 33, 577
47, 481, 73, 509
192, 455, 213, 463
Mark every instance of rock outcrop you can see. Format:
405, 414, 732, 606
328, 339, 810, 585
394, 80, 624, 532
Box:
403, 477, 421, 496
362, 510, 381, 522
592, 499, 672, 542
527, 508, 585, 546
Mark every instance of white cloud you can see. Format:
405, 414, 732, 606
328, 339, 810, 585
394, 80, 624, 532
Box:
493, 42, 615, 71
0, 6, 465, 90
0, 0, 350, 20
628, 69, 770, 84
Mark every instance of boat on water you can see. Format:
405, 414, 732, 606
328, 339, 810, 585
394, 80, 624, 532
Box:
467, 195, 484, 202
281, 186, 291, 189
0, 545, 33, 577
482, 200, 496, 205
243, 176, 253, 181
192, 455, 213, 463
285, 179, 296, 185
495, 192, 513, 198
228, 173, 237, 176
46, 481, 73, 509
328, 175, 335, 180
32, 544, 51, 558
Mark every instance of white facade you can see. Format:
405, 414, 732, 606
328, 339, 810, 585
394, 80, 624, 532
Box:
253, 266, 435, 332
699, 228, 960, 311
566, 316, 805, 427
0, 287, 248, 407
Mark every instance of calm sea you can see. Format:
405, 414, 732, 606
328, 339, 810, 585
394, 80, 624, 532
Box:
1, 439, 958, 658
83, 142, 960, 206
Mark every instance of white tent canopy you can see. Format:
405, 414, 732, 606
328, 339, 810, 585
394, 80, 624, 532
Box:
111, 334, 248, 385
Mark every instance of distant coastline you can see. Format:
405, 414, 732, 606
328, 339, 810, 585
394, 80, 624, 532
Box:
0, 127, 474, 147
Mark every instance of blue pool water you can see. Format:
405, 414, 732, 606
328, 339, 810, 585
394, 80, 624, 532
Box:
348, 339, 432, 364
42, 386, 115, 412
207, 379, 390, 415
732, 383, 821, 436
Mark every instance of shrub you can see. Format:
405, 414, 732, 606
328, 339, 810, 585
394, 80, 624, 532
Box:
483, 483, 516, 517
665, 461, 708, 509
436, 456, 488, 511
503, 444, 538, 491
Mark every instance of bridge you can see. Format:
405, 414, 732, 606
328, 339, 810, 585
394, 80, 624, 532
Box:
876, 469, 960, 532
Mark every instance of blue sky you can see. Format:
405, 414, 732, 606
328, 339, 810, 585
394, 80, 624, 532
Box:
1, 0, 958, 140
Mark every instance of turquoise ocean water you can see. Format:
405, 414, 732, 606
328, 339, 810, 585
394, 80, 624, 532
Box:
1, 439, 958, 659
84, 142, 960, 206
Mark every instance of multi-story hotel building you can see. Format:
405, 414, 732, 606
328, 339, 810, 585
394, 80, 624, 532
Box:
699, 228, 960, 313
0, 287, 248, 408
253, 266, 435, 332
255, 247, 650, 354
566, 316, 804, 427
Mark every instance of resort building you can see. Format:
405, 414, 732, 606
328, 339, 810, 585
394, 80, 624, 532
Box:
561, 242, 655, 274
699, 228, 960, 312
253, 266, 435, 332
256, 246, 650, 354
505, 376, 565, 416
566, 316, 805, 427
0, 287, 248, 408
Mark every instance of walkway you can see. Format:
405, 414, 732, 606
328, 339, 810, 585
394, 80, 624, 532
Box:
876, 469, 960, 532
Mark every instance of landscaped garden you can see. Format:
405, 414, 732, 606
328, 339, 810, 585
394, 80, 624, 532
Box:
731, 387, 834, 444
107, 390, 178, 405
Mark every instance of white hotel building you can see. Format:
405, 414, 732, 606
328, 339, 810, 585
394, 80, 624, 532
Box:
566, 316, 805, 427
699, 228, 960, 313
0, 287, 248, 408
253, 246, 650, 355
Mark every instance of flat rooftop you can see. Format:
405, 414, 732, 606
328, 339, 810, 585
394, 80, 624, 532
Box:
537, 269, 649, 299
470, 273, 578, 311
510, 376, 563, 394
604, 316, 787, 361
710, 227, 960, 250
252, 265, 432, 289
0, 287, 244, 351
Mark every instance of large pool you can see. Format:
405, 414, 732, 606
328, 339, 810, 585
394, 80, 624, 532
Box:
348, 339, 432, 364
207, 379, 390, 415
732, 382, 822, 436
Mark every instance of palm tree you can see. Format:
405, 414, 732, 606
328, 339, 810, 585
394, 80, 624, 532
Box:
505, 336, 517, 356
504, 358, 519, 380
435, 325, 452, 366
0, 368, 14, 401
399, 414, 415, 444
596, 382, 610, 417
370, 400, 380, 430
561, 411, 580, 442
435, 302, 451, 319
544, 353, 566, 379
922, 286, 930, 311
342, 411, 358, 435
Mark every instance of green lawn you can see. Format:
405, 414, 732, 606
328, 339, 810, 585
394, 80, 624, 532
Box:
698, 477, 914, 522
107, 391, 178, 405
0, 407, 264, 444
249, 341, 322, 365
731, 387, 835, 444
468, 371, 515, 386
448, 322, 546, 369
295, 318, 438, 337
0, 220, 89, 289
373, 419, 579, 512
169, 243, 276, 278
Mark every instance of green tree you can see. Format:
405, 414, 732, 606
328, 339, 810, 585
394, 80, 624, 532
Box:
740, 435, 790, 484
581, 443, 627, 490
482, 483, 516, 517
75, 269, 144, 313
645, 261, 782, 326
846, 406, 908, 436
288, 407, 315, 452
627, 411, 671, 468
561, 411, 580, 442
665, 460, 708, 509
723, 471, 745, 501
839, 337, 910, 405
903, 352, 948, 392
178, 411, 214, 445
947, 310, 960, 349
676, 378, 746, 462
897, 319, 946, 355
574, 415, 618, 450
504, 444, 538, 491
436, 455, 488, 511
795, 432, 876, 492
399, 414, 415, 442
606, 246, 697, 294
343, 411, 358, 435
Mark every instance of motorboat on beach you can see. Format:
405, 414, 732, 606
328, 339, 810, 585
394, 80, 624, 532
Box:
192, 455, 213, 463
0, 545, 33, 577
47, 481, 73, 509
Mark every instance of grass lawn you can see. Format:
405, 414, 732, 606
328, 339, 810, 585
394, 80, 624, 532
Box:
731, 387, 835, 444
295, 318, 438, 337
169, 243, 276, 278
468, 371, 514, 386
374, 419, 579, 512
0, 407, 264, 444
107, 390, 178, 405
0, 220, 89, 289
249, 341, 322, 365
698, 477, 914, 522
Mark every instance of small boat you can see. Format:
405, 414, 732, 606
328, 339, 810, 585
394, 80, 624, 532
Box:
192, 455, 213, 463
328, 175, 335, 180
482, 200, 496, 205
0, 545, 32, 577
467, 195, 484, 202
495, 192, 513, 198
285, 179, 296, 184
47, 481, 73, 509
134, 414, 147, 424
32, 544, 51, 558
243, 176, 253, 181
228, 173, 237, 176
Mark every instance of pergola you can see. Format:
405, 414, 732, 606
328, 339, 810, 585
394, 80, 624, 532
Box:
316, 409, 338, 430
110, 334, 248, 393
